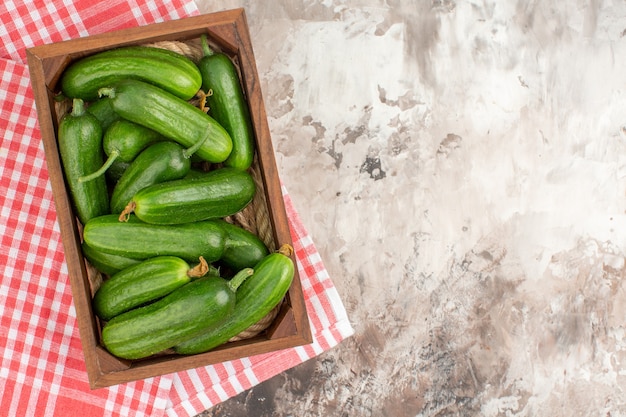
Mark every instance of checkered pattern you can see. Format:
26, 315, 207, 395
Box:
0, 54, 174, 417
0, 1, 353, 416
0, 0, 199, 64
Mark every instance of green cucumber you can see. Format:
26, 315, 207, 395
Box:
109, 140, 202, 213
174, 245, 295, 355
86, 98, 119, 130
57, 98, 109, 224
61, 45, 202, 101
93, 256, 210, 321
104, 119, 164, 163
83, 214, 226, 262
105, 160, 130, 184
119, 167, 255, 225
217, 220, 269, 271
98, 79, 232, 163
184, 168, 210, 179
78, 119, 165, 183
199, 35, 255, 171
101, 269, 252, 360
81, 241, 142, 276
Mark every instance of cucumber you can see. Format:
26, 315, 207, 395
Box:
119, 167, 255, 225
101, 269, 252, 360
105, 160, 130, 184
93, 256, 210, 321
78, 119, 166, 183
109, 140, 201, 213
104, 119, 164, 163
174, 245, 295, 355
217, 220, 269, 272
81, 241, 142, 276
183, 168, 211, 179
83, 214, 226, 262
199, 35, 255, 171
86, 98, 119, 130
98, 79, 232, 163
61, 45, 202, 101
57, 98, 109, 224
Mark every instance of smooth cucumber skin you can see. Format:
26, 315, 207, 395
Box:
83, 214, 226, 262
199, 53, 255, 171
131, 167, 256, 224
110, 141, 191, 214
217, 220, 269, 271
102, 277, 235, 360
93, 256, 191, 321
174, 252, 294, 355
105, 160, 130, 184
102, 79, 232, 163
61, 46, 201, 101
57, 99, 109, 225
81, 241, 142, 276
103, 119, 163, 163
86, 98, 119, 130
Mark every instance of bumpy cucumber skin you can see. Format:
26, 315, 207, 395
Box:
110, 141, 191, 214
199, 52, 255, 171
102, 277, 235, 360
83, 214, 226, 262
174, 252, 294, 355
61, 46, 202, 101
93, 256, 192, 321
57, 99, 109, 225
102, 79, 232, 163
130, 167, 256, 225
103, 119, 163, 163
81, 241, 142, 276
217, 220, 269, 271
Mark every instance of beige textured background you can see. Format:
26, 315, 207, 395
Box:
193, 1, 626, 416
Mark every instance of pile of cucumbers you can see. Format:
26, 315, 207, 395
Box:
57, 36, 294, 360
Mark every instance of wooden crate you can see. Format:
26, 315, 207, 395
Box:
26, 8, 312, 389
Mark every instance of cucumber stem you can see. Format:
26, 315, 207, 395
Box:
196, 89, 212, 113
77, 150, 119, 183
182, 134, 208, 159
119, 201, 136, 222
228, 268, 253, 292
187, 256, 210, 278
71, 98, 86, 116
278, 244, 294, 257
207, 264, 221, 277
200, 34, 214, 57
98, 87, 116, 99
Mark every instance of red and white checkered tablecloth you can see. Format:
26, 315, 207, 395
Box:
0, 1, 354, 416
